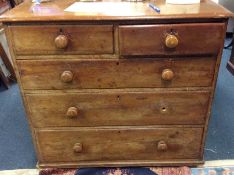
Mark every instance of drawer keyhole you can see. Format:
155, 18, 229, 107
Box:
160, 105, 168, 114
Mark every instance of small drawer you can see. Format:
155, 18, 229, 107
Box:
18, 57, 216, 90
10, 25, 113, 55
26, 90, 210, 127
119, 23, 225, 56
36, 127, 203, 163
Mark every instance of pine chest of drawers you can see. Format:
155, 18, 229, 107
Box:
0, 0, 231, 168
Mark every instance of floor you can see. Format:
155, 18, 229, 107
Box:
1, 160, 234, 175
0, 46, 233, 170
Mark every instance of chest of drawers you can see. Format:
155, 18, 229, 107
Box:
0, 0, 231, 168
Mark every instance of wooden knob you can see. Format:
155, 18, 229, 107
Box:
157, 141, 168, 151
61, 71, 73, 83
66, 107, 79, 118
161, 69, 174, 81
73, 143, 82, 153
165, 34, 178, 49
55, 34, 68, 49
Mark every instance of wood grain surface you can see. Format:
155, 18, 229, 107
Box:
119, 23, 225, 56
26, 90, 210, 127
18, 57, 216, 90
0, 0, 231, 22
1, 0, 230, 167
36, 127, 203, 163
10, 25, 114, 55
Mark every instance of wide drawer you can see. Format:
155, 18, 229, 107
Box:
18, 57, 216, 90
119, 23, 225, 56
26, 90, 210, 127
36, 127, 203, 163
10, 25, 113, 55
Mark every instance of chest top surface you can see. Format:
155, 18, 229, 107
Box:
0, 0, 232, 22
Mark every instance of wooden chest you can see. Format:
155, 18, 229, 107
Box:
0, 0, 231, 168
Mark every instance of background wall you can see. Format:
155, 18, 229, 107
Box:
218, 0, 234, 32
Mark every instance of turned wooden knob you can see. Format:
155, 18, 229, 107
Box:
61, 71, 73, 83
66, 107, 79, 118
157, 140, 168, 151
73, 143, 82, 153
161, 69, 174, 81
55, 34, 68, 49
165, 34, 178, 49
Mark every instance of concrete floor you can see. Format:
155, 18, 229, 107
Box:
0, 47, 233, 170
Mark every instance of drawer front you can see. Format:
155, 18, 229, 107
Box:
18, 57, 216, 90
119, 23, 225, 56
26, 90, 210, 127
36, 127, 203, 163
10, 25, 113, 55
